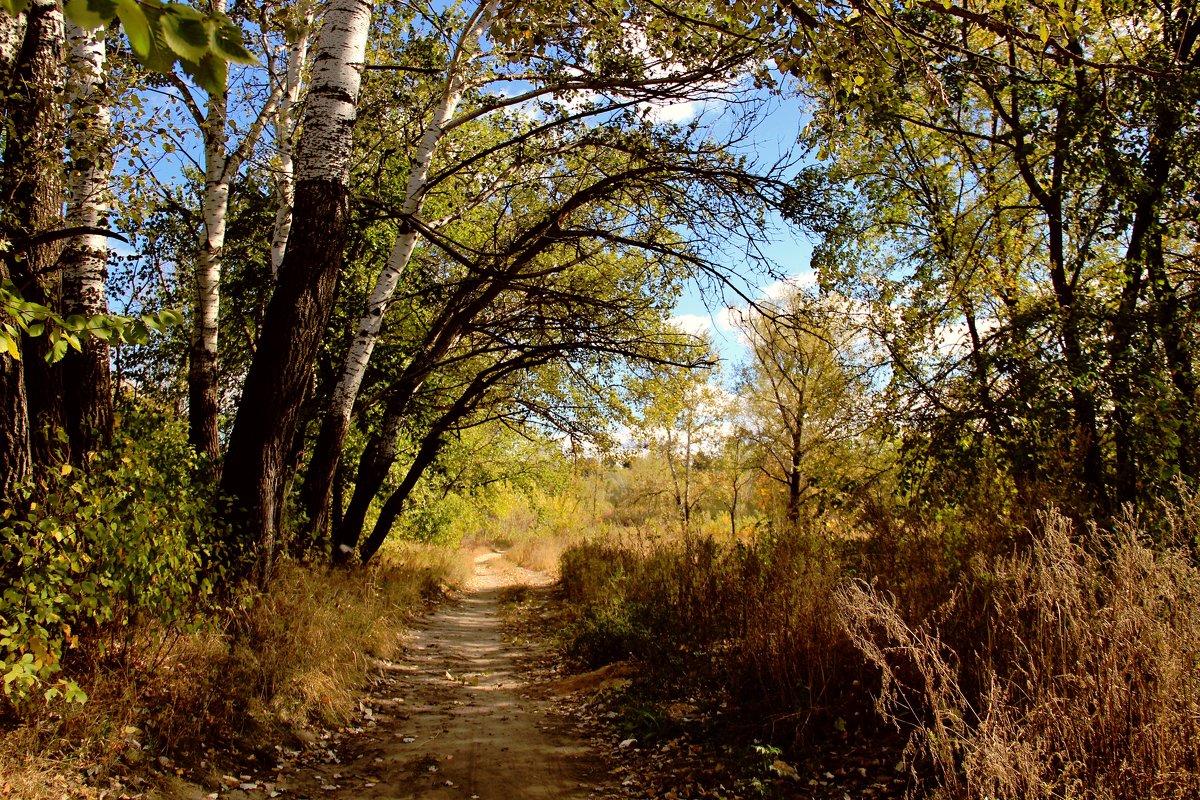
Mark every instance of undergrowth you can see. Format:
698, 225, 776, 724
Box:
558, 498, 1200, 799
0, 412, 469, 800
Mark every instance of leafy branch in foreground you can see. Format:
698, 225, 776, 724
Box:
1, 0, 257, 92
0, 281, 182, 362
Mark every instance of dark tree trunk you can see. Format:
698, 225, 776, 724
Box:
332, 403, 405, 560
0, 299, 30, 500
358, 432, 447, 564
2, 0, 66, 467
785, 425, 802, 524
188, 346, 220, 461
60, 315, 111, 455
218, 178, 349, 585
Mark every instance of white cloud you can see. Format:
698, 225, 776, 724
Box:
759, 271, 817, 302
669, 313, 712, 336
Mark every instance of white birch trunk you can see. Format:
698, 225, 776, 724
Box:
187, 0, 231, 459
326, 0, 499, 431
295, 0, 372, 185
269, 1, 315, 278
63, 19, 110, 314
61, 19, 113, 454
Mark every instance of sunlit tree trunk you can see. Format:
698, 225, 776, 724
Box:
189, 76, 230, 463
0, 9, 24, 94
219, 0, 373, 587
269, 1, 315, 278
302, 0, 499, 541
60, 19, 112, 458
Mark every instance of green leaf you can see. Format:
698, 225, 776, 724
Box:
181, 53, 226, 96
160, 4, 211, 63
64, 0, 119, 29
211, 18, 257, 65
0, 0, 31, 15
48, 338, 69, 363
116, 0, 152, 61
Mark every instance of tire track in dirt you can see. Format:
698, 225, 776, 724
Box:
259, 551, 620, 800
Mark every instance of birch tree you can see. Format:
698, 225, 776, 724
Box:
267, 0, 315, 278
59, 19, 112, 457
302, 0, 775, 538
218, 0, 374, 584
302, 0, 500, 537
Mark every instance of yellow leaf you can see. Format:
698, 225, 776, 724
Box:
61, 463, 73, 477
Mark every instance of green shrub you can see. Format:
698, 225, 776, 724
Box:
0, 412, 219, 710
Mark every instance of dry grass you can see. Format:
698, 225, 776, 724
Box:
558, 525, 865, 734
504, 535, 569, 577
840, 509, 1200, 799
0, 547, 469, 799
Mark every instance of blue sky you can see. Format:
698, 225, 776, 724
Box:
666, 87, 819, 369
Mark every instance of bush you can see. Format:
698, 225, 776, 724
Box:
0, 413, 218, 712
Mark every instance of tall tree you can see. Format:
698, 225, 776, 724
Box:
784, 0, 1200, 514
59, 19, 112, 457
1, 0, 66, 467
218, 0, 374, 584
735, 287, 872, 521
179, 12, 281, 462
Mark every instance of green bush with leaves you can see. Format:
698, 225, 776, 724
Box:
0, 410, 220, 709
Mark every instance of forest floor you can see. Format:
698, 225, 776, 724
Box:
150, 549, 907, 800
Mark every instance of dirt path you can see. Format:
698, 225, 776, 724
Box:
255, 551, 619, 800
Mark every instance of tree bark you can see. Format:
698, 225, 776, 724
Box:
1, 0, 66, 466
332, 396, 406, 559
189, 76, 230, 463
0, 9, 24, 95
0, 10, 30, 500
269, 1, 315, 278
60, 19, 112, 458
218, 0, 373, 587
301, 0, 499, 540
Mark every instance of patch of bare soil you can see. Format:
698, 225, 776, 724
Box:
169, 551, 622, 800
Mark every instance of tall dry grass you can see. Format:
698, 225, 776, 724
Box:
558, 526, 865, 732
839, 510, 1200, 799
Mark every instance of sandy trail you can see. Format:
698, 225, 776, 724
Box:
271, 551, 616, 800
